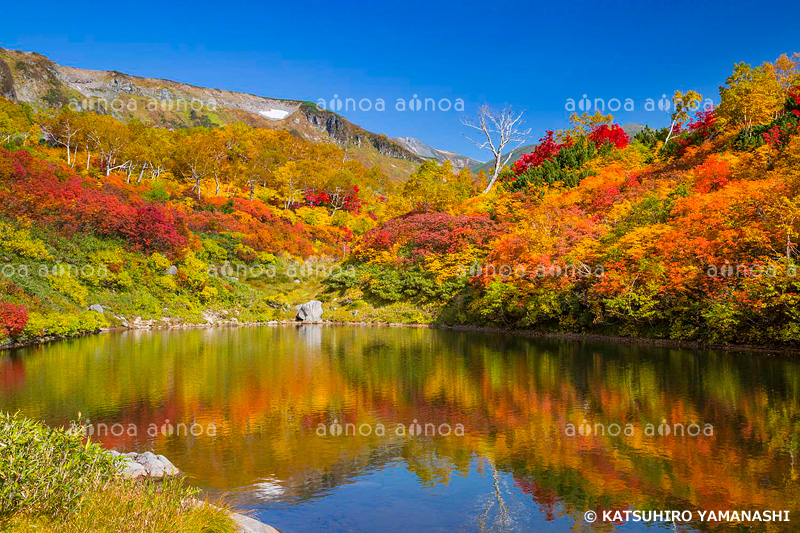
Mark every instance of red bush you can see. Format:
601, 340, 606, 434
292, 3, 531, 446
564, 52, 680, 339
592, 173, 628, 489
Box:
357, 212, 502, 262
0, 149, 188, 256
513, 131, 567, 175
0, 303, 28, 338
588, 124, 629, 149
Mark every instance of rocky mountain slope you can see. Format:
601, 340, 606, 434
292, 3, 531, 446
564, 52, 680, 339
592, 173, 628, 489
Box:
0, 48, 422, 180
395, 136, 482, 170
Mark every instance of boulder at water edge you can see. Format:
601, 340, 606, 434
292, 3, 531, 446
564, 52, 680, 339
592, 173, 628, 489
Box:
295, 300, 323, 322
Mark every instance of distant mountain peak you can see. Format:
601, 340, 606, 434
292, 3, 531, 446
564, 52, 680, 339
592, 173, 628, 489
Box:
395, 137, 482, 170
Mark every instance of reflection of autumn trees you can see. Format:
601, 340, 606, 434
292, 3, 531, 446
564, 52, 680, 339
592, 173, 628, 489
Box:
1, 327, 799, 524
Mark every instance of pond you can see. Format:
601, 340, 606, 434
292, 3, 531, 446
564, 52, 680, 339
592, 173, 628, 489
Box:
1, 325, 798, 531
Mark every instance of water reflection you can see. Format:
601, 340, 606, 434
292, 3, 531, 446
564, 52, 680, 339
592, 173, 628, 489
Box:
1, 325, 798, 531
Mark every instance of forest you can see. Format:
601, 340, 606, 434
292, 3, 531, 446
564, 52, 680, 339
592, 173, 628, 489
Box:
1, 52, 800, 346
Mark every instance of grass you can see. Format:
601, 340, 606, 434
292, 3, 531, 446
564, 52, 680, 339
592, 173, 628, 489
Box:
0, 413, 237, 532
1, 478, 237, 533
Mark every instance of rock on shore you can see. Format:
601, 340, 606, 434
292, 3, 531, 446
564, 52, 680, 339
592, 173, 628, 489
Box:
109, 450, 180, 479
109, 450, 280, 532
295, 300, 323, 322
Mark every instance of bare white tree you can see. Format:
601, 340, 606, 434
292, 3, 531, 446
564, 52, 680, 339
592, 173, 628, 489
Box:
462, 105, 530, 194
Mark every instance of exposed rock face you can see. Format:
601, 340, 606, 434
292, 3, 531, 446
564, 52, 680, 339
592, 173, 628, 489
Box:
109, 450, 180, 479
302, 107, 423, 163
295, 300, 323, 322
88, 304, 104, 314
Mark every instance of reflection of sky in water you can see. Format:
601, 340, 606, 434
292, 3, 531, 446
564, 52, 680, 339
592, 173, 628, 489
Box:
241, 461, 575, 533
1, 325, 798, 532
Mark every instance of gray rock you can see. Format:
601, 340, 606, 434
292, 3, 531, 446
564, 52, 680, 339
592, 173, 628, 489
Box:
111, 450, 181, 480
188, 499, 280, 533
88, 304, 104, 314
121, 460, 147, 479
167, 265, 178, 276
230, 512, 281, 533
295, 300, 323, 322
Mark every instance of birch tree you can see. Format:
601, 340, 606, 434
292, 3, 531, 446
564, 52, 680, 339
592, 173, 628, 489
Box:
41, 110, 81, 166
462, 105, 530, 194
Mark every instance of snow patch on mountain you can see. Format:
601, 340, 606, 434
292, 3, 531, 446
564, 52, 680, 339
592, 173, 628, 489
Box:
259, 109, 291, 120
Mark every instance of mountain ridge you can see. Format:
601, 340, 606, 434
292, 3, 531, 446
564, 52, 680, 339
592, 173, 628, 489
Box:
395, 136, 482, 170
0, 47, 423, 180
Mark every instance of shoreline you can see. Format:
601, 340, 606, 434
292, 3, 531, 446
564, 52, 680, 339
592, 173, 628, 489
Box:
3, 316, 800, 357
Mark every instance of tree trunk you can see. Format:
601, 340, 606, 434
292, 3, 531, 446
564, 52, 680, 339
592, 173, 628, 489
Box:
482, 156, 502, 194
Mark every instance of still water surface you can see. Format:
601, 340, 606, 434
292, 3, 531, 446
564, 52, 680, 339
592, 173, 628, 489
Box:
1, 325, 798, 531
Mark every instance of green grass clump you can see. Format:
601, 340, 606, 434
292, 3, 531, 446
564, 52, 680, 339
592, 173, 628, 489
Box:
0, 413, 237, 532
0, 412, 119, 518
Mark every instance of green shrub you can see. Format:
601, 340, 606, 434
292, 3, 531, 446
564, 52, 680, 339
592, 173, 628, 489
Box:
0, 412, 120, 519
327, 263, 466, 304
505, 138, 597, 193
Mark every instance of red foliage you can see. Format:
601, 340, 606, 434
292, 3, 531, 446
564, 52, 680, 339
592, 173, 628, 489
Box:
513, 131, 567, 175
304, 188, 330, 206
120, 205, 190, 254
788, 86, 800, 111
303, 186, 362, 213
0, 149, 189, 257
762, 122, 799, 150
358, 212, 502, 262
0, 303, 28, 338
588, 124, 629, 149
688, 110, 717, 136
590, 185, 622, 210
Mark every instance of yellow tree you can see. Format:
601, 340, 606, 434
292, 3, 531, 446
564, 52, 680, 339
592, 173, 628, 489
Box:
274, 161, 303, 209
173, 131, 214, 199
716, 61, 784, 129
0, 97, 33, 144
559, 110, 614, 142
40, 108, 82, 166
664, 90, 703, 145
402, 160, 475, 211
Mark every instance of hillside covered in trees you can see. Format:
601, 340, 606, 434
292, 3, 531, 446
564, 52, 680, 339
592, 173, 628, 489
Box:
1, 52, 800, 347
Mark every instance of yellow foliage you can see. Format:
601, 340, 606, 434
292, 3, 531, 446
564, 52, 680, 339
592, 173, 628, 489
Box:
48, 271, 89, 306
296, 206, 332, 226
148, 252, 172, 271
615, 224, 672, 262
424, 245, 479, 281
0, 223, 52, 260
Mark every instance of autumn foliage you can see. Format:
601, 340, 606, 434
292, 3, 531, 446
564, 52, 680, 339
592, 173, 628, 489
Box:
0, 303, 27, 338
2, 52, 800, 346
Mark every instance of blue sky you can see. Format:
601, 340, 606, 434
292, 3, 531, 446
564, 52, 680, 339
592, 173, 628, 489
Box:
1, 0, 798, 160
